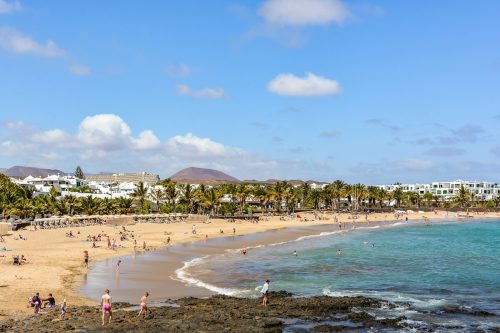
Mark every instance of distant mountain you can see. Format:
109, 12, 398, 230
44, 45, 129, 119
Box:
1, 166, 67, 178
170, 167, 239, 184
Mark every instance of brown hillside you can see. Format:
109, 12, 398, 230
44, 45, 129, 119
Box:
2, 166, 67, 178
170, 167, 239, 184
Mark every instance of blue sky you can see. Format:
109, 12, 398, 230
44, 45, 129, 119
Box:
0, 0, 499, 183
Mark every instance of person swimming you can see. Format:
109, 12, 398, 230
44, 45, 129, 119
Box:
336, 249, 342, 256
293, 250, 298, 256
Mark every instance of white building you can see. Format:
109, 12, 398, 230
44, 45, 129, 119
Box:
21, 174, 86, 194
377, 180, 499, 201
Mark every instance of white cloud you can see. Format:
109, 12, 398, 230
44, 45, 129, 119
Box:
176, 84, 226, 99
69, 64, 91, 76
258, 0, 350, 26
166, 63, 191, 77
0, 27, 65, 57
0, 114, 289, 179
0, 0, 21, 14
32, 129, 72, 145
132, 130, 161, 150
166, 133, 243, 157
267, 72, 341, 96
76, 114, 132, 150
394, 158, 434, 171
40, 151, 64, 160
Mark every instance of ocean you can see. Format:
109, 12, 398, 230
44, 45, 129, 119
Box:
178, 220, 500, 332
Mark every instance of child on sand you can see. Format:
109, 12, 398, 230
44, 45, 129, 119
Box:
60, 299, 66, 319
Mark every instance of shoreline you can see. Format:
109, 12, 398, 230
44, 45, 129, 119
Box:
79, 214, 499, 304
1, 210, 499, 321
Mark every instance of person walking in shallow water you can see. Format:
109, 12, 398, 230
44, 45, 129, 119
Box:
261, 279, 270, 306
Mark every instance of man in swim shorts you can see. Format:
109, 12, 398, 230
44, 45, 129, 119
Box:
101, 289, 112, 326
138, 291, 149, 318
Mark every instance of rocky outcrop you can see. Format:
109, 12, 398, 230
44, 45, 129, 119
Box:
0, 294, 406, 332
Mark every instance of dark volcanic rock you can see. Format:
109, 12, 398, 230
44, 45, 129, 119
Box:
0, 294, 404, 333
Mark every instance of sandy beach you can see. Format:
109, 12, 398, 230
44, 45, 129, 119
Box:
1, 210, 498, 321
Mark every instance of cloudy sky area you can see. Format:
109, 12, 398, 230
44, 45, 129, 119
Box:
0, 0, 499, 183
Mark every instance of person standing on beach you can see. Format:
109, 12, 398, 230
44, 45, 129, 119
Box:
137, 291, 149, 318
101, 289, 112, 326
261, 279, 270, 307
83, 250, 89, 268
59, 299, 66, 320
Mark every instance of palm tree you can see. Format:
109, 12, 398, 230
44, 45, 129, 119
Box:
179, 184, 197, 213
352, 183, 367, 210
80, 196, 101, 215
454, 185, 471, 208
51, 199, 68, 216
162, 179, 178, 213
376, 188, 389, 208
343, 184, 353, 208
308, 189, 323, 210
299, 183, 311, 209
117, 197, 133, 214
149, 187, 165, 212
331, 180, 346, 209
132, 182, 149, 214
393, 187, 404, 208
203, 187, 223, 215
65, 195, 79, 216
235, 184, 252, 213
367, 186, 379, 207
8, 198, 34, 218
271, 181, 290, 212
255, 186, 273, 212
285, 187, 301, 212
99, 197, 116, 215
423, 192, 433, 207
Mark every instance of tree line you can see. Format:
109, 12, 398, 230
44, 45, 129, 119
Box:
1, 173, 498, 219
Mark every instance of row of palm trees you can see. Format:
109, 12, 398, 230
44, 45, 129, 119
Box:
1, 173, 498, 219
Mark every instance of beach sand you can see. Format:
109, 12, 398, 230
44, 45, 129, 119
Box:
1, 210, 498, 320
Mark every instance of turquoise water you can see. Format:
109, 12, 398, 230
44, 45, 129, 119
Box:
181, 220, 500, 331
